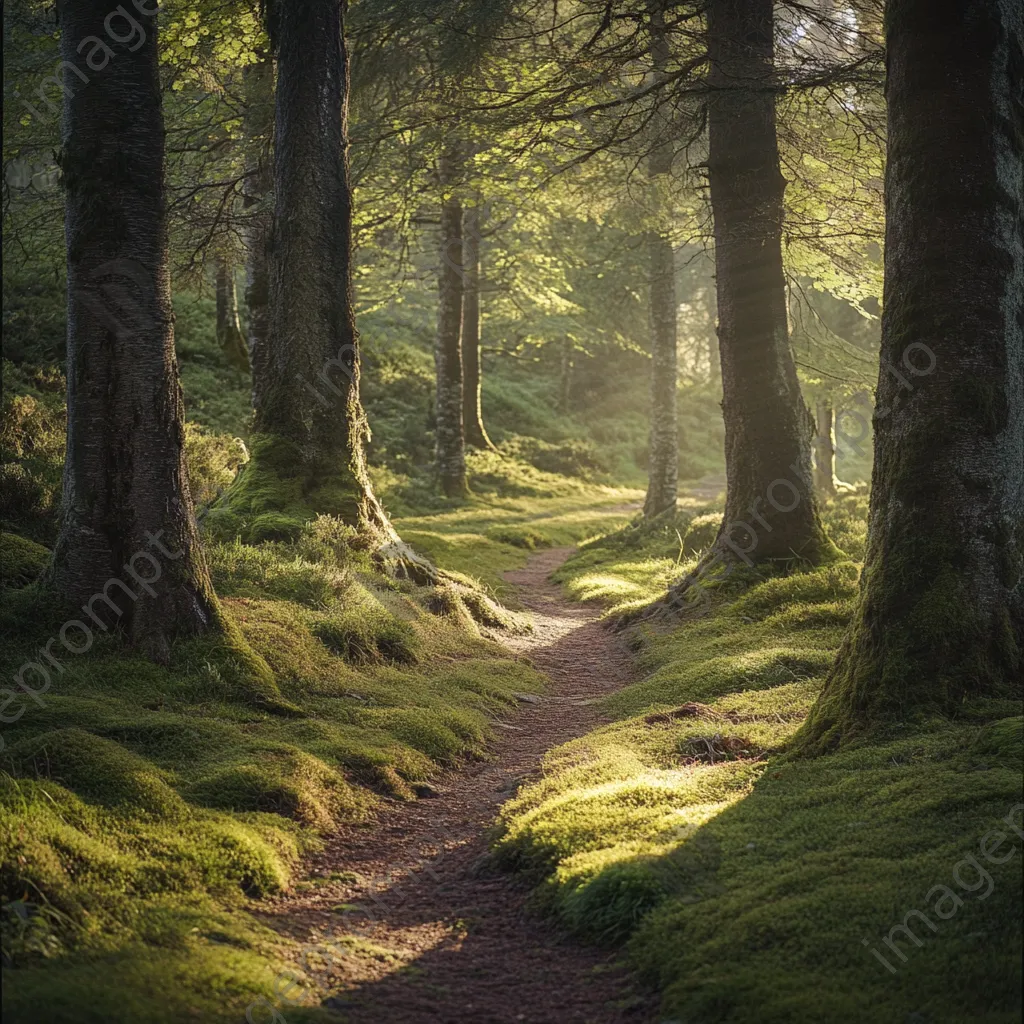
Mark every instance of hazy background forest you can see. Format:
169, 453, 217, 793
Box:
1, 1, 1021, 1022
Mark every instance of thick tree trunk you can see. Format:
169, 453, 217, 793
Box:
643, 1, 679, 520
435, 145, 469, 497
799, 0, 1024, 751
695, 0, 830, 570
461, 207, 496, 451
242, 53, 273, 417
216, 255, 249, 370
50, 0, 218, 661
250, 0, 392, 535
812, 400, 837, 498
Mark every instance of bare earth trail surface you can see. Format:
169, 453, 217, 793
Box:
259, 544, 658, 1024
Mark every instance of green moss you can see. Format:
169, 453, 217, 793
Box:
492, 504, 1021, 1023
396, 487, 642, 601
206, 434, 376, 546
484, 525, 553, 550
0, 532, 50, 590
5, 729, 188, 820
310, 601, 419, 666
0, 505, 545, 1019
185, 748, 363, 828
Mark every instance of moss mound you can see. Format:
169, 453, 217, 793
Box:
5, 728, 188, 820
0, 532, 50, 589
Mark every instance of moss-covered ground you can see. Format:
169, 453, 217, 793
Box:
0, 474, 641, 1022
493, 489, 1023, 1023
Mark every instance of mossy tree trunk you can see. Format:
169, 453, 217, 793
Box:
435, 144, 469, 497
242, 52, 273, 419
50, 0, 219, 661
643, 1, 679, 520
461, 206, 496, 452
215, 255, 249, 371
684, 0, 830, 577
812, 400, 837, 498
799, 0, 1024, 751
249, 0, 392, 536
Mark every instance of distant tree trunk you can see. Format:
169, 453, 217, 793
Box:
799, 0, 1024, 751
643, 1, 679, 520
812, 400, 837, 498
50, 0, 218, 661
216, 256, 249, 370
243, 52, 273, 418
461, 207, 496, 451
435, 145, 469, 497
707, 313, 721, 387
559, 337, 574, 413
250, 0, 392, 535
690, 0, 830, 576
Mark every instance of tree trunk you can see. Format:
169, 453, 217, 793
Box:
461, 207, 496, 451
242, 52, 273, 417
707, 311, 721, 387
248, 0, 392, 535
50, 0, 218, 661
812, 400, 837, 498
215, 255, 249, 371
435, 145, 469, 497
799, 0, 1024, 751
559, 337, 574, 413
694, 0, 831, 573
643, 1, 679, 520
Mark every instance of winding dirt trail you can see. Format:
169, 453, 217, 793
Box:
258, 546, 656, 1023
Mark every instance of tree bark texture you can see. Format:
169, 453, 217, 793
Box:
813, 400, 837, 498
254, 0, 391, 532
699, 0, 830, 565
643, 0, 680, 520
435, 145, 469, 497
216, 255, 249, 370
800, 0, 1024, 750
461, 207, 496, 451
51, 0, 218, 660
242, 53, 273, 416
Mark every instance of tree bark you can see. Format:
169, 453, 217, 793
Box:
242, 52, 273, 417
435, 145, 469, 497
50, 0, 218, 661
216, 255, 249, 371
250, 0, 392, 534
694, 0, 830, 569
461, 207, 496, 451
812, 400, 837, 498
643, 0, 679, 520
799, 0, 1024, 751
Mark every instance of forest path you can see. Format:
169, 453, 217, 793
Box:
259, 545, 656, 1024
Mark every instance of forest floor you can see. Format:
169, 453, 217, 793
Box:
258, 543, 658, 1023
